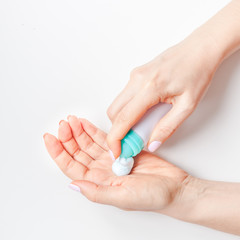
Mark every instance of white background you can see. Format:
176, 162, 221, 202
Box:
1, 0, 240, 239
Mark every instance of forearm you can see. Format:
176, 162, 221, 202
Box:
186, 0, 240, 71
160, 176, 240, 235
201, 0, 240, 59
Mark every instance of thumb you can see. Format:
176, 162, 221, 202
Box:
69, 180, 128, 208
148, 97, 195, 152
107, 88, 159, 159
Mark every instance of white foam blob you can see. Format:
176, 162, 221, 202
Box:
112, 157, 134, 176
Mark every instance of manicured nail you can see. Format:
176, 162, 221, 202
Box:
148, 141, 162, 152
68, 183, 81, 192
108, 150, 115, 161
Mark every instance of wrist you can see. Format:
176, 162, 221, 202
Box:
157, 176, 240, 235
186, 29, 223, 75
155, 175, 204, 222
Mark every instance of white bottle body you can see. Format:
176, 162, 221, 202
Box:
112, 102, 172, 176
132, 102, 172, 145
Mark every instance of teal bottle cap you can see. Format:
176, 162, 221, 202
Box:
120, 130, 144, 158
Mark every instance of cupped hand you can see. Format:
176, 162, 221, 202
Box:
44, 116, 189, 211
106, 30, 220, 158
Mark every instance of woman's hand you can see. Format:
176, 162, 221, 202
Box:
44, 116, 240, 235
106, 32, 220, 158
44, 116, 189, 211
106, 0, 240, 159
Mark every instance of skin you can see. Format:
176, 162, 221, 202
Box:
44, 116, 188, 210
43, 0, 240, 235
44, 116, 240, 235
106, 0, 240, 159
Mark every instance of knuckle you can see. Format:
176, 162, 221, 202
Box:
145, 78, 158, 91
106, 106, 115, 120
106, 134, 114, 147
143, 74, 166, 94
130, 67, 144, 81
159, 126, 175, 138
89, 187, 101, 203
142, 84, 159, 105
117, 110, 129, 124
181, 94, 197, 113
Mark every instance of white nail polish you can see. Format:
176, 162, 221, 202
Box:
148, 141, 162, 152
69, 183, 81, 192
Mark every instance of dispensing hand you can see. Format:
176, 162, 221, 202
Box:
107, 0, 240, 158
107, 34, 220, 158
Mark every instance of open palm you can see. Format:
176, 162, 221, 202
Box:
44, 116, 189, 211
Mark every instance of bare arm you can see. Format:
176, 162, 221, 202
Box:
192, 0, 240, 62
106, 0, 240, 158
160, 177, 240, 235
45, 116, 240, 235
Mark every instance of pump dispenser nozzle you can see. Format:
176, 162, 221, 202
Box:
120, 130, 144, 158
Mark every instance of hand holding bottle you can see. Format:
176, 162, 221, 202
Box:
107, 35, 218, 158
107, 0, 240, 159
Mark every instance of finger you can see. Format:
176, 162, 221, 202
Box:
107, 82, 137, 122
107, 88, 159, 158
69, 180, 129, 208
79, 118, 109, 151
68, 116, 106, 160
58, 120, 93, 167
148, 96, 195, 152
43, 133, 88, 180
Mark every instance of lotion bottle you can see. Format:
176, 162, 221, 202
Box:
112, 102, 172, 176
120, 102, 172, 158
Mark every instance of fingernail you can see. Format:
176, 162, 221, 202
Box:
108, 150, 115, 161
68, 183, 81, 192
43, 133, 48, 138
148, 141, 162, 152
59, 120, 64, 125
